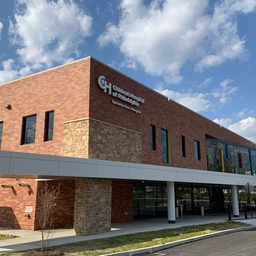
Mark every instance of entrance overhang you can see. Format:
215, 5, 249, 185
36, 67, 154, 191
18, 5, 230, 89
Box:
0, 150, 256, 186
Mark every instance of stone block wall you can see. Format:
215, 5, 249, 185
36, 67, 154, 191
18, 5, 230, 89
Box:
63, 118, 142, 234
63, 119, 89, 158
63, 118, 142, 163
88, 119, 142, 163
73, 178, 111, 235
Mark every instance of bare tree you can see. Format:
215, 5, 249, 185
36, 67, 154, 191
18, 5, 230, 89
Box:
38, 182, 60, 253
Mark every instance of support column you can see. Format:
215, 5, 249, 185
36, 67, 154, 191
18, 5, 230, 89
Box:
167, 181, 176, 223
73, 178, 111, 236
231, 185, 239, 217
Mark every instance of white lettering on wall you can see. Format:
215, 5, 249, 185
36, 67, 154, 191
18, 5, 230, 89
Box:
98, 75, 112, 95
112, 100, 141, 114
98, 75, 145, 111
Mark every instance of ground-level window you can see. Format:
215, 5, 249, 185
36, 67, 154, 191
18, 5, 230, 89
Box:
21, 115, 37, 145
44, 111, 54, 141
161, 129, 169, 163
181, 135, 186, 157
0, 122, 3, 149
150, 125, 156, 150
194, 140, 201, 160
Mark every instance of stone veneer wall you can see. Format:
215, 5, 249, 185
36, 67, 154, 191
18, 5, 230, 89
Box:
63, 119, 89, 158
73, 178, 111, 235
63, 118, 142, 163
63, 118, 142, 234
88, 119, 142, 163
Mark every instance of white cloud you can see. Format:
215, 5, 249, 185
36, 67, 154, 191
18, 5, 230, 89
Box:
219, 79, 233, 89
0, 59, 19, 84
214, 116, 256, 143
212, 79, 238, 104
155, 85, 210, 112
237, 108, 248, 117
213, 117, 232, 127
8, 0, 92, 71
0, 22, 3, 39
199, 77, 213, 88
98, 0, 256, 83
228, 117, 256, 143
120, 58, 137, 69
248, 110, 255, 116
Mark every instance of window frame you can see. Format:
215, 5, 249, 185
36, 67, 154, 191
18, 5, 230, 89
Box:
181, 135, 186, 157
194, 140, 201, 161
161, 128, 169, 163
44, 110, 54, 142
150, 124, 156, 150
21, 114, 37, 145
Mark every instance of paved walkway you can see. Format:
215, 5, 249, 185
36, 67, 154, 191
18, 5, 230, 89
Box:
0, 215, 255, 254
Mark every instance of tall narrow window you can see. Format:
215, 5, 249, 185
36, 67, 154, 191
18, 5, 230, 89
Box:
150, 125, 156, 150
161, 129, 169, 163
21, 115, 37, 145
0, 122, 3, 150
44, 111, 54, 141
181, 135, 186, 157
194, 140, 201, 160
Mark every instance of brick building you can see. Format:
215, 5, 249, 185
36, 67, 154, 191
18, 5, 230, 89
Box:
0, 56, 256, 235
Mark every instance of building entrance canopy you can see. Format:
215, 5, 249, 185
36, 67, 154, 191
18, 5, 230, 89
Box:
1, 150, 256, 186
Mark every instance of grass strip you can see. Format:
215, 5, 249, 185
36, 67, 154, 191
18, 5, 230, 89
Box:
0, 234, 17, 240
1, 221, 250, 256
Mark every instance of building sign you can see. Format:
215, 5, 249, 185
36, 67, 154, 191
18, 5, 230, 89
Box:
98, 75, 145, 114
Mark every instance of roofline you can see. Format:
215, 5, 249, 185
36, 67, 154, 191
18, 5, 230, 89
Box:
0, 55, 255, 146
0, 56, 92, 87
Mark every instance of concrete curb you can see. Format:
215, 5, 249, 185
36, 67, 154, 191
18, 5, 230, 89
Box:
103, 226, 255, 256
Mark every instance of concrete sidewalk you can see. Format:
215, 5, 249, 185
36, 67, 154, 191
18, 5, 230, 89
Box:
0, 215, 254, 255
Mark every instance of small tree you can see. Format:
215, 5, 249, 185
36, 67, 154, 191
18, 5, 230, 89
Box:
38, 181, 60, 253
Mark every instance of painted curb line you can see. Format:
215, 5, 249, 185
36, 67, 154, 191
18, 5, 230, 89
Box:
103, 226, 255, 256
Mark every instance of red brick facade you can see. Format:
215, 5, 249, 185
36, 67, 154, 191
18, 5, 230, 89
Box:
0, 59, 90, 156
0, 56, 255, 230
1, 56, 254, 170
0, 178, 75, 230
0, 178, 38, 229
89, 58, 255, 169
111, 181, 133, 223
34, 180, 75, 230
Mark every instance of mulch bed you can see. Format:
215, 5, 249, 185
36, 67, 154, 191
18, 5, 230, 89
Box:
22, 251, 64, 256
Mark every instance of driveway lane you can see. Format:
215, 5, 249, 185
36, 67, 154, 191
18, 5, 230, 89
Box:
148, 229, 256, 256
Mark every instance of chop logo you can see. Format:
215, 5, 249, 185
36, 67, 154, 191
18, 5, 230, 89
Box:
98, 75, 112, 95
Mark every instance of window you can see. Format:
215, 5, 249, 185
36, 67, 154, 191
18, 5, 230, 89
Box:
194, 140, 201, 160
21, 115, 37, 145
181, 135, 186, 157
161, 129, 169, 163
44, 111, 54, 141
150, 125, 156, 150
0, 122, 3, 149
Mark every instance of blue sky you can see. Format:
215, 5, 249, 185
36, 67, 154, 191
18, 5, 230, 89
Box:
0, 0, 256, 142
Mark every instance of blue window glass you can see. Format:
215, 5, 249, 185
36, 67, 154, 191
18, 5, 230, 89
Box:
150, 125, 156, 150
21, 115, 37, 144
44, 111, 54, 141
161, 129, 169, 163
194, 140, 201, 160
